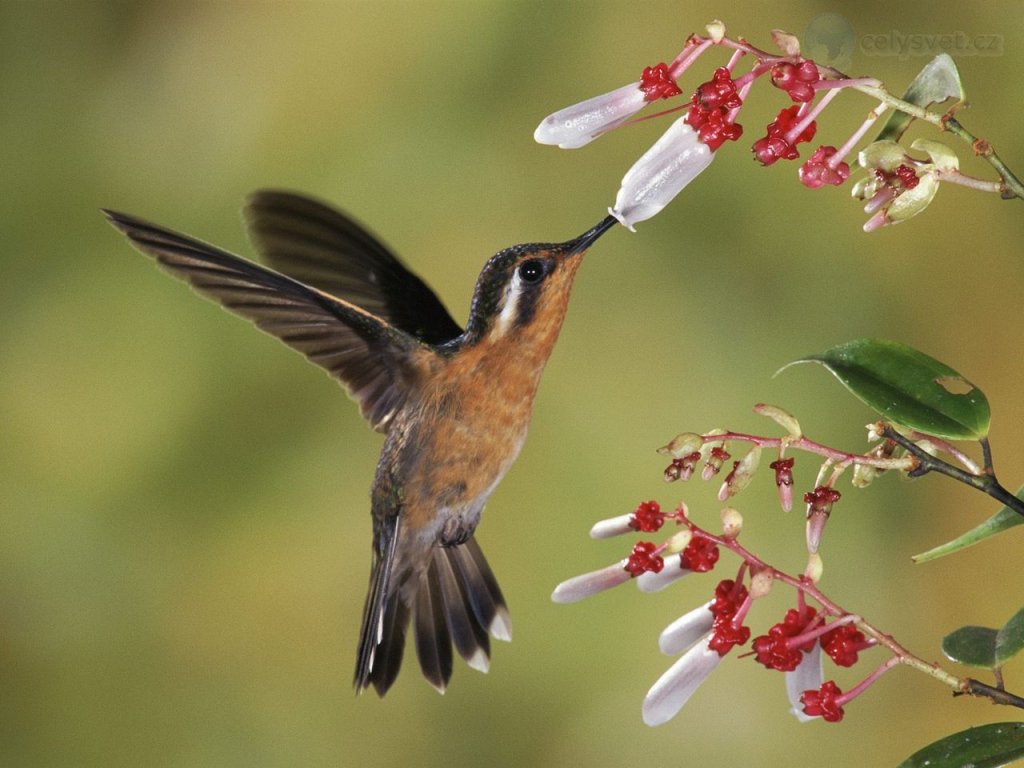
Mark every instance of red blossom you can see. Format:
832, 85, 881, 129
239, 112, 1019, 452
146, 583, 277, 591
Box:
895, 163, 920, 189
639, 62, 683, 102
821, 624, 867, 667
708, 621, 751, 656
770, 60, 820, 103
799, 146, 851, 189
801, 680, 845, 722
681, 536, 720, 573
752, 106, 817, 166
803, 485, 842, 510
629, 500, 665, 532
753, 633, 803, 671
710, 579, 748, 621
625, 541, 665, 577
752, 606, 820, 671
685, 68, 743, 151
769, 457, 795, 486
696, 67, 743, 110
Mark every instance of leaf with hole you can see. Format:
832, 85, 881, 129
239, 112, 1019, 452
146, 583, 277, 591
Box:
781, 339, 990, 440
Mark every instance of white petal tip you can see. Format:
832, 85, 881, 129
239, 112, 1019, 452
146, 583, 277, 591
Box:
642, 643, 721, 726
489, 610, 513, 642
589, 513, 636, 539
467, 650, 491, 673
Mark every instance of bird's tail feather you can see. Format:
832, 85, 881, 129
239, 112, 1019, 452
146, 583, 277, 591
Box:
354, 536, 511, 696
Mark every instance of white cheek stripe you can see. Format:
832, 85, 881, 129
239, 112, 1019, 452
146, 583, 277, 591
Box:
493, 273, 523, 337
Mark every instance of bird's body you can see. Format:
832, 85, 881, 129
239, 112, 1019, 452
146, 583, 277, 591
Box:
105, 192, 614, 696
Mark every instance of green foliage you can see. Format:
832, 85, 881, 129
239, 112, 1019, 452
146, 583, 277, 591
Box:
783, 338, 991, 440
896, 723, 1024, 768
877, 54, 966, 142
942, 626, 1000, 667
942, 607, 1024, 668
915, 486, 1024, 562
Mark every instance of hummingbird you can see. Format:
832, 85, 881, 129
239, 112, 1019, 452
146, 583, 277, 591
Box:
104, 191, 616, 696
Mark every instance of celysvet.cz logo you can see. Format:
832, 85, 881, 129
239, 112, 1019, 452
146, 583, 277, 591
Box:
860, 29, 1003, 59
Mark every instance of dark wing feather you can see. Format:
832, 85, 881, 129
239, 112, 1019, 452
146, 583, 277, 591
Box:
104, 209, 428, 432
244, 190, 463, 345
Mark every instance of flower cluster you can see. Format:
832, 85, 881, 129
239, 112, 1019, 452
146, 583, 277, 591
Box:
533, 19, 1008, 232
550, 412, 928, 727
770, 60, 820, 103
852, 138, 959, 231
685, 67, 744, 151
752, 106, 817, 166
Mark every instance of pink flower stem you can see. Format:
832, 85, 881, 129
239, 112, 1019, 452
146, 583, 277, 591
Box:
669, 37, 713, 79
785, 88, 840, 145
830, 99, 889, 168
836, 657, 901, 706
790, 614, 860, 649
724, 48, 745, 73
732, 60, 773, 90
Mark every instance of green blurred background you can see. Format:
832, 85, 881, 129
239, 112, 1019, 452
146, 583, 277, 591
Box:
2, 1, 1023, 766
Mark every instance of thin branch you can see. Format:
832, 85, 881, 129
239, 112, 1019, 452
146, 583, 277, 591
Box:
881, 427, 1024, 518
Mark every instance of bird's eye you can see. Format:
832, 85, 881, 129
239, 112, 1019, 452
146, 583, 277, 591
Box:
518, 259, 546, 284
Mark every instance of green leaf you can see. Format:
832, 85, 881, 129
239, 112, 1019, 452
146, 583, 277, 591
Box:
782, 339, 990, 440
914, 486, 1024, 562
997, 607, 1024, 666
942, 625, 999, 667
897, 723, 1024, 768
877, 54, 966, 142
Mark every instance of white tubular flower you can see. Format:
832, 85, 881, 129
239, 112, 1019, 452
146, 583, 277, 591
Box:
636, 554, 691, 593
551, 561, 631, 604
658, 600, 715, 654
643, 639, 722, 726
785, 643, 824, 722
534, 82, 649, 149
610, 119, 715, 231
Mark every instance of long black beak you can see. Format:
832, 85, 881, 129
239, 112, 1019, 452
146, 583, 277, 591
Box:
568, 214, 618, 255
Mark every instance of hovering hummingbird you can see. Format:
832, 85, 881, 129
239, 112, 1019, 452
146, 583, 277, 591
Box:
104, 192, 615, 696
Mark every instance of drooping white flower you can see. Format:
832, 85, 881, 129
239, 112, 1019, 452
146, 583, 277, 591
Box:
610, 119, 715, 231
534, 82, 649, 149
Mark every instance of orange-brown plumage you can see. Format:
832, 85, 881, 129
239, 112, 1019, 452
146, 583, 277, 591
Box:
103, 191, 614, 697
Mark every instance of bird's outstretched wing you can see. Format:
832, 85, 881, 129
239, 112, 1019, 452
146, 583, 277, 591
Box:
244, 190, 463, 345
104, 209, 429, 431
